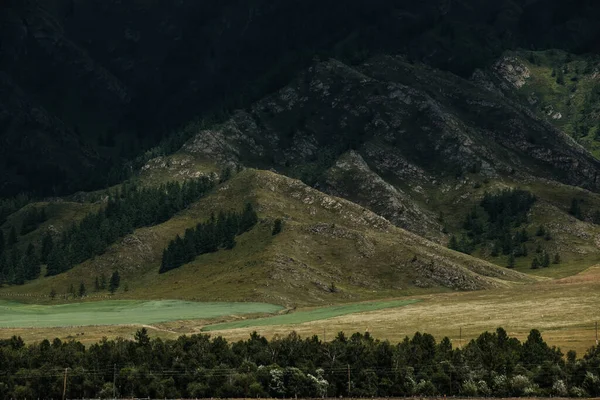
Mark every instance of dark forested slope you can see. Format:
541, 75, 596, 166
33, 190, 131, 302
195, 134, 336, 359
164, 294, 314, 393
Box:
1, 0, 600, 196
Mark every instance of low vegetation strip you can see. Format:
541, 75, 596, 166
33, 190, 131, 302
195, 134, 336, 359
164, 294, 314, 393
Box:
0, 300, 283, 328
202, 299, 420, 331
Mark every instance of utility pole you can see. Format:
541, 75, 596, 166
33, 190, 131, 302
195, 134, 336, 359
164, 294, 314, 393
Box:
347, 364, 351, 397
62, 368, 68, 400
113, 363, 117, 400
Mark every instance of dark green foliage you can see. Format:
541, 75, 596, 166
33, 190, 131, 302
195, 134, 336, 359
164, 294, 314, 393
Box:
536, 225, 546, 237
109, 271, 120, 294
20, 207, 47, 235
570, 198, 583, 219
49, 288, 56, 300
78, 282, 87, 298
553, 253, 561, 264
531, 257, 540, 269
160, 204, 259, 273
40, 233, 54, 264
94, 277, 100, 292
0, 230, 4, 256
44, 177, 216, 277
454, 189, 537, 258
541, 252, 551, 268
272, 219, 283, 236
556, 67, 565, 85
7, 226, 17, 246
507, 253, 516, 269
1, 327, 598, 398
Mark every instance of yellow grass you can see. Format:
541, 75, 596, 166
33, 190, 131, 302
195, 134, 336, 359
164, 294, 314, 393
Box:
3, 266, 600, 355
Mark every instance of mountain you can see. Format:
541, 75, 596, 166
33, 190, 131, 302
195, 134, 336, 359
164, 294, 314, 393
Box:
0, 168, 535, 306
2, 0, 600, 196
3, 50, 600, 304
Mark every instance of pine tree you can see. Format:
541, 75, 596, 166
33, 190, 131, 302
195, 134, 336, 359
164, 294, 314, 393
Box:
569, 198, 582, 219
41, 233, 54, 264
507, 253, 516, 269
94, 277, 100, 292
100, 273, 107, 290
593, 210, 600, 225
78, 282, 87, 298
24, 243, 40, 280
531, 257, 540, 269
448, 235, 458, 250
109, 271, 120, 293
542, 252, 551, 268
272, 219, 283, 235
553, 253, 561, 264
239, 203, 258, 233
49, 288, 57, 300
536, 225, 546, 237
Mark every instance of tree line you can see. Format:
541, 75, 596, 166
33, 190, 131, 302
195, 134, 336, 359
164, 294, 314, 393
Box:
448, 189, 561, 268
160, 203, 258, 273
2, 327, 600, 399
0, 177, 218, 286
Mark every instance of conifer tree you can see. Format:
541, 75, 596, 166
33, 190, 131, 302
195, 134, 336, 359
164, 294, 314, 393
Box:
109, 271, 120, 293
94, 277, 100, 292
24, 243, 40, 281
542, 251, 551, 268
239, 203, 258, 233
41, 233, 54, 264
448, 235, 458, 250
553, 253, 561, 264
100, 273, 107, 290
272, 219, 283, 235
531, 257, 540, 269
507, 253, 516, 269
569, 198, 582, 219
78, 282, 87, 297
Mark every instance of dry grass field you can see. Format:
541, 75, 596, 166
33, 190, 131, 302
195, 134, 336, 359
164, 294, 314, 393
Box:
3, 266, 600, 356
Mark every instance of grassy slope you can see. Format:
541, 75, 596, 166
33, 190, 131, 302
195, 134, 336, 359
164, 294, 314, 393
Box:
509, 50, 600, 157
0, 169, 533, 307
426, 175, 600, 278
0, 299, 283, 328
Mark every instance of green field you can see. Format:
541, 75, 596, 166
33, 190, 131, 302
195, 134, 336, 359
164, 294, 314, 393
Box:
202, 299, 419, 331
0, 300, 283, 328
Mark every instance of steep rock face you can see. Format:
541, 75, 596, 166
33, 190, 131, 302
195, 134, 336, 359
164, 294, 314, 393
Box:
322, 151, 442, 241
183, 55, 600, 238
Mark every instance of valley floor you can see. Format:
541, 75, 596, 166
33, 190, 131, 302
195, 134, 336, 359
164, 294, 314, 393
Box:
2, 266, 600, 355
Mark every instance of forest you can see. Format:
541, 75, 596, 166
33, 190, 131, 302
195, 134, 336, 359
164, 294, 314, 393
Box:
1, 328, 599, 399
0, 177, 217, 285
160, 203, 259, 273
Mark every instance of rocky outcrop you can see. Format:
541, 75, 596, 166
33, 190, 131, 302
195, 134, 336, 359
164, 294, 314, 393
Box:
182, 55, 600, 239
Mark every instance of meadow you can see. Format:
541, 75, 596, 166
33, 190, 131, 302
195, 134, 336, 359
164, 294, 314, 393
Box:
202, 299, 419, 331
0, 300, 283, 328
